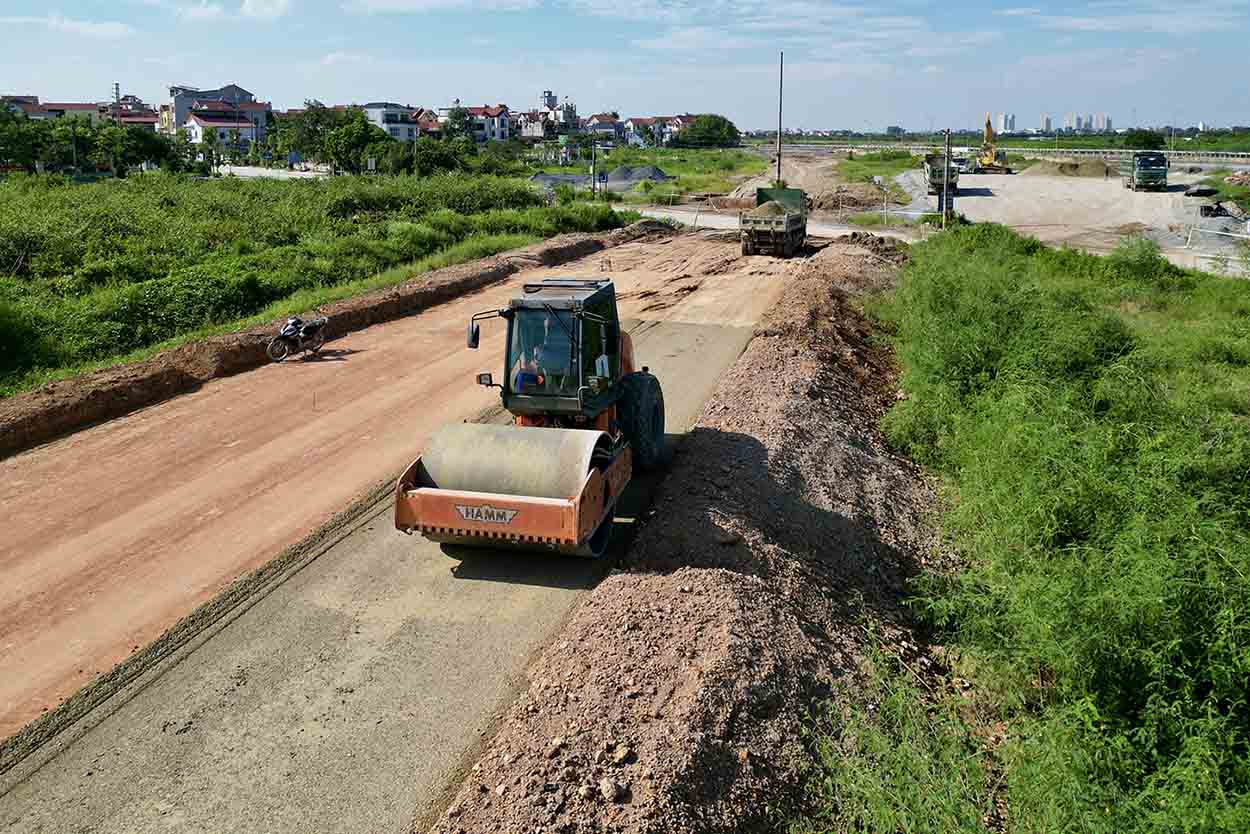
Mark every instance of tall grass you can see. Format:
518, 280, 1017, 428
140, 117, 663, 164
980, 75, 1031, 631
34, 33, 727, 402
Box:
831, 225, 1250, 832
0, 172, 635, 395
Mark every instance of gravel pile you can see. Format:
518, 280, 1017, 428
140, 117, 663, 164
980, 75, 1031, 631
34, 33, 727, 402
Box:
424, 239, 936, 834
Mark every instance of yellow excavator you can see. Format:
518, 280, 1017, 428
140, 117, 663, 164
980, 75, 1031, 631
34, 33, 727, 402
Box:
975, 112, 1012, 174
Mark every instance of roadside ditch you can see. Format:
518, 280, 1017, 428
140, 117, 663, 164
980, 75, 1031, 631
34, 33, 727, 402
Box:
421, 234, 936, 833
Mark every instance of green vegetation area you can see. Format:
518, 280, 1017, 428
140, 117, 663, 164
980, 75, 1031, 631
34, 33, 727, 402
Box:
534, 146, 768, 201
0, 173, 635, 396
1201, 168, 1250, 212
796, 226, 1250, 832
836, 149, 922, 204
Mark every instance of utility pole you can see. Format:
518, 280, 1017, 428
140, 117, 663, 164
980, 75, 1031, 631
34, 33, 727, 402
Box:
942, 128, 952, 229
775, 50, 783, 186
112, 82, 120, 126
590, 139, 597, 198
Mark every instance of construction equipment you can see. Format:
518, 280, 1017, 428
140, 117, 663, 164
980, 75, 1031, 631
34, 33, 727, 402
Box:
973, 112, 1012, 174
394, 279, 664, 558
740, 187, 807, 257
924, 153, 959, 195
1119, 151, 1169, 191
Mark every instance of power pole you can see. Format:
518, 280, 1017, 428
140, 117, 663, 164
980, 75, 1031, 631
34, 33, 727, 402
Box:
590, 139, 597, 198
942, 128, 952, 229
775, 51, 783, 185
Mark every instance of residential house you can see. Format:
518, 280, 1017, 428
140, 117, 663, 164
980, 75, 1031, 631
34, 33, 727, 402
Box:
106, 94, 160, 132
1, 96, 51, 120
40, 102, 104, 124
585, 112, 622, 142
411, 108, 442, 137
439, 101, 511, 142
363, 102, 421, 141
624, 116, 658, 146
182, 100, 260, 148
163, 83, 257, 135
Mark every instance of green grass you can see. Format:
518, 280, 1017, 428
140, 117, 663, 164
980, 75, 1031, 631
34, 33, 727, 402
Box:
847, 212, 927, 228
2, 233, 541, 396
1200, 168, 1250, 211
792, 647, 996, 834
0, 172, 637, 396
532, 147, 767, 196
834, 150, 921, 205
800, 226, 1250, 833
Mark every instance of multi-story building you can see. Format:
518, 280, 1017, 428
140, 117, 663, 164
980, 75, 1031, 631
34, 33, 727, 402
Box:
997, 113, 1007, 134
181, 98, 268, 148
162, 83, 260, 136
1041, 113, 1051, 132
362, 102, 419, 141
438, 101, 511, 141
1105, 116, 1113, 132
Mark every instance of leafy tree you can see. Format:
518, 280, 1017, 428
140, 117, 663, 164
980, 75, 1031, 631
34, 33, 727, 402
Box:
412, 136, 463, 176
0, 112, 45, 171
283, 100, 343, 163
92, 125, 130, 176
443, 106, 473, 140
1123, 128, 1165, 150
670, 114, 741, 148
324, 110, 391, 174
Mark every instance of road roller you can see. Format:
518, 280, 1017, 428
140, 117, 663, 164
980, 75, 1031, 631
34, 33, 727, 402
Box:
394, 278, 665, 557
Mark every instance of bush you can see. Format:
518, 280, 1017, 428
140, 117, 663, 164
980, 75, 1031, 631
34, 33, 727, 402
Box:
876, 224, 1250, 832
0, 173, 632, 394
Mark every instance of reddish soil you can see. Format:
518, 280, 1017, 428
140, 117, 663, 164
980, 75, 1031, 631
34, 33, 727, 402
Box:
424, 237, 938, 833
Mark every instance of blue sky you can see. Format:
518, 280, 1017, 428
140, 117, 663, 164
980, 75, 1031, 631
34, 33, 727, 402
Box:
1, 1, 1246, 130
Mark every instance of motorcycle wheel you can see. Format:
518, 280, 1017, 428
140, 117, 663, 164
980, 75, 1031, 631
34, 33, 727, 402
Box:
267, 338, 292, 362
305, 331, 326, 354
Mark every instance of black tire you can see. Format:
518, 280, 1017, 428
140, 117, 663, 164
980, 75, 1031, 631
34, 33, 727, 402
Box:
618, 371, 665, 470
267, 338, 291, 362
305, 331, 326, 354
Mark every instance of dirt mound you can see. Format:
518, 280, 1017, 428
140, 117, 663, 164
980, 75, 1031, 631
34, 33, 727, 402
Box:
747, 200, 788, 217
1225, 171, 1250, 186
1021, 159, 1114, 178
607, 166, 673, 183
843, 231, 911, 264
425, 245, 934, 834
0, 223, 671, 460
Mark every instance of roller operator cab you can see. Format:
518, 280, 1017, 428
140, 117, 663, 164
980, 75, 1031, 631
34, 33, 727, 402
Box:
394, 279, 665, 558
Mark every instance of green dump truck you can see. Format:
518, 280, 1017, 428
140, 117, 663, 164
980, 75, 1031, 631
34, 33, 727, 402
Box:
1119, 151, 1169, 191
739, 187, 807, 257
924, 153, 959, 196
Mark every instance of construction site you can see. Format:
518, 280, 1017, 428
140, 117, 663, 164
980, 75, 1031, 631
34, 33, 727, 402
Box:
3, 110, 1250, 832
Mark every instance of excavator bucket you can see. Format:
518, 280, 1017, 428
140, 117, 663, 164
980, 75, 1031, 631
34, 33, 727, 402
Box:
394, 423, 631, 557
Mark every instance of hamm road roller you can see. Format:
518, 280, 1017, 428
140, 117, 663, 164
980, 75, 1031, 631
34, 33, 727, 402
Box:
394, 278, 665, 558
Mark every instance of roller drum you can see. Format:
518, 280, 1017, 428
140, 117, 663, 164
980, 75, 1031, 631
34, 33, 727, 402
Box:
420, 423, 611, 499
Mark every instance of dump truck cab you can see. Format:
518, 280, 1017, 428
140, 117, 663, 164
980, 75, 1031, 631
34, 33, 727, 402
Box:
469, 279, 633, 422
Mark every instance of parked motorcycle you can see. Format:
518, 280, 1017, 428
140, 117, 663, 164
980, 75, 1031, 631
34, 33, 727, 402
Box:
267, 314, 328, 362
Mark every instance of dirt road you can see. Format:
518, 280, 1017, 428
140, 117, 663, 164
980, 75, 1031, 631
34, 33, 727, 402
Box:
0, 232, 801, 742
0, 232, 815, 833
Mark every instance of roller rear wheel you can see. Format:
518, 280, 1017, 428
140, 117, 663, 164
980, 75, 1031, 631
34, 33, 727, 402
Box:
619, 372, 665, 470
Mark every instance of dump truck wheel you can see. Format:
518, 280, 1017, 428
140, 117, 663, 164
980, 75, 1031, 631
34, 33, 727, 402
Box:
619, 372, 665, 470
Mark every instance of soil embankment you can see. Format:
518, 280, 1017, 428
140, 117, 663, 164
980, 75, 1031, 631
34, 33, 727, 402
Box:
424, 234, 935, 833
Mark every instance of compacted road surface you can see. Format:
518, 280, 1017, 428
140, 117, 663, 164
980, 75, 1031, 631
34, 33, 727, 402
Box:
0, 233, 807, 833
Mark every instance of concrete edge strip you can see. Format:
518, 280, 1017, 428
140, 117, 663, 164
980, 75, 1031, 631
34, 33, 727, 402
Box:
0, 222, 671, 460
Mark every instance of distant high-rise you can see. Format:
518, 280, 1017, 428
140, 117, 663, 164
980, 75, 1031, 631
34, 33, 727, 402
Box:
1105, 116, 1113, 132
997, 113, 1007, 134
1086, 113, 1094, 132
1041, 113, 1052, 132
1008, 113, 1016, 132
1063, 112, 1076, 131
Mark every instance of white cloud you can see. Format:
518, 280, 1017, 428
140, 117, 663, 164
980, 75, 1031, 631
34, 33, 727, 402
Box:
344, 0, 537, 10
179, 2, 227, 19
634, 26, 766, 50
241, 0, 292, 16
321, 50, 367, 65
0, 14, 134, 38
995, 7, 1041, 15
